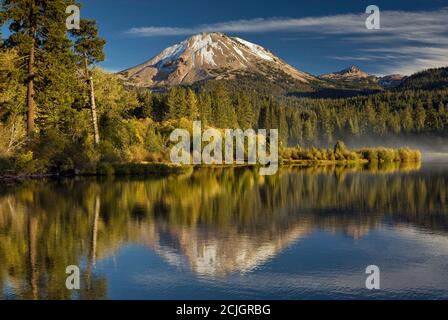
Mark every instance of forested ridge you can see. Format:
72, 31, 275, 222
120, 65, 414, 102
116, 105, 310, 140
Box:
398, 67, 448, 91
1, 1, 447, 176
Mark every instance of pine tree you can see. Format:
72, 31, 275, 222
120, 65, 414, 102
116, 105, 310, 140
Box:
269, 99, 278, 129
364, 101, 376, 134
165, 87, 177, 120
70, 19, 106, 145
415, 102, 426, 132
236, 93, 254, 129
289, 110, 303, 146
211, 84, 236, 128
136, 90, 153, 119
0, 48, 27, 155
387, 111, 401, 134
185, 88, 198, 120
320, 107, 335, 144
374, 103, 388, 135
302, 112, 317, 146
0, 48, 25, 115
3, 0, 80, 136
198, 91, 212, 125
3, 0, 42, 135
278, 105, 288, 146
37, 4, 80, 133
166, 87, 187, 120
437, 101, 446, 131
401, 105, 414, 133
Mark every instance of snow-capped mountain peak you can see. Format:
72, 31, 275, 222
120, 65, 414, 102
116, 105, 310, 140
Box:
119, 32, 315, 87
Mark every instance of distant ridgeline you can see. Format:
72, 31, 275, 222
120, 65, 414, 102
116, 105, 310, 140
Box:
397, 67, 448, 91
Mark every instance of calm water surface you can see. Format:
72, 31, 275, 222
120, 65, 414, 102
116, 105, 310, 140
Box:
1, 162, 448, 300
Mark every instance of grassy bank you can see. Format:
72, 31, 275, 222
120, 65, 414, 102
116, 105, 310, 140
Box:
281, 141, 421, 165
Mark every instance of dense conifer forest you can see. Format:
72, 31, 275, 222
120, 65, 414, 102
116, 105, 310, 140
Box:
1, 1, 447, 176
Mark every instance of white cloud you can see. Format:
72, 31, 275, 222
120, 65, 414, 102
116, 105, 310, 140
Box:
126, 7, 448, 37
126, 15, 366, 37
358, 46, 448, 75
326, 56, 373, 61
125, 7, 448, 75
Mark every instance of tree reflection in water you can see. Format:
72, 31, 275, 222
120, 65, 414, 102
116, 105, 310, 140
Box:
1, 162, 447, 299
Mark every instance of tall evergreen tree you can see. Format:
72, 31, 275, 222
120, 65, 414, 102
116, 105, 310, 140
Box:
374, 103, 388, 135
211, 84, 236, 128
166, 87, 187, 120
185, 88, 198, 120
364, 101, 377, 134
288, 110, 303, 145
3, 0, 79, 136
278, 105, 288, 146
236, 93, 254, 129
70, 18, 106, 145
320, 107, 335, 144
415, 102, 426, 132
401, 105, 414, 133
3, 0, 41, 135
198, 91, 212, 125
437, 102, 446, 130
136, 90, 153, 119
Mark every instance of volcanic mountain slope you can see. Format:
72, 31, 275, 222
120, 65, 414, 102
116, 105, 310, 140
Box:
119, 32, 317, 88
119, 33, 416, 95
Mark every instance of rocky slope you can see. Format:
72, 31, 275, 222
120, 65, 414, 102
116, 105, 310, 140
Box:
319, 66, 372, 81
319, 66, 406, 90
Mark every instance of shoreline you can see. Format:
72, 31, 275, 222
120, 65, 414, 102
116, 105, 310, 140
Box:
0, 158, 423, 184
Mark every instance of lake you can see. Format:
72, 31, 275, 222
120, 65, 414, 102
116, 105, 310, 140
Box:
1, 161, 448, 300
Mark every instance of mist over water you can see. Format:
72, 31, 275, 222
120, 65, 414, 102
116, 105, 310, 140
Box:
1, 163, 447, 299
339, 134, 448, 154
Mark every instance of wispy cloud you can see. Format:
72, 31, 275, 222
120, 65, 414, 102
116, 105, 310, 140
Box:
126, 7, 448, 37
125, 15, 366, 37
326, 56, 374, 61
125, 7, 448, 75
359, 46, 448, 75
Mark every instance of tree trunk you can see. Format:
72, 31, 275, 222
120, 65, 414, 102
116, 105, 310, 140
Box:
89, 77, 100, 145
28, 213, 38, 300
26, 29, 36, 136
90, 195, 100, 266
84, 57, 100, 145
86, 195, 100, 292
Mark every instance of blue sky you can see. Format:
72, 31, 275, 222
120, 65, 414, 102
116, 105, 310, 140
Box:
5, 0, 448, 75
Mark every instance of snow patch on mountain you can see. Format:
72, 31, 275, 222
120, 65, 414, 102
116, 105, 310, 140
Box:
153, 41, 187, 67
233, 45, 248, 62
234, 37, 274, 61
190, 34, 219, 66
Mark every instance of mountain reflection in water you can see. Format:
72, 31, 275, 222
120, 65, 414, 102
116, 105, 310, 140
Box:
1, 162, 448, 299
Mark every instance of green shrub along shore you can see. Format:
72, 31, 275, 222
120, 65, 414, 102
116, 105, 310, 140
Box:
281, 141, 421, 164
0, 140, 421, 180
